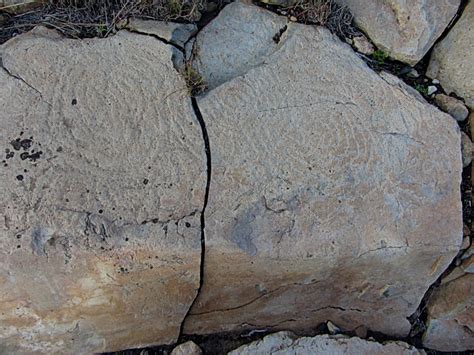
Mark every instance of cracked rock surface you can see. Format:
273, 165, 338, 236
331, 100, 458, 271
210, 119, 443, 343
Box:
0, 27, 206, 353
183, 2, 462, 338
337, 0, 460, 65
228, 331, 424, 354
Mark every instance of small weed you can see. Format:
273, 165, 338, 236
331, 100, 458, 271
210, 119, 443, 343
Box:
372, 49, 389, 64
181, 63, 206, 96
414, 84, 428, 96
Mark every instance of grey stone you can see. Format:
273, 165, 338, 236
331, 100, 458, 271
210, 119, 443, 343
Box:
423, 272, 474, 351
171, 341, 202, 355
339, 0, 460, 65
435, 94, 469, 122
461, 132, 473, 168
183, 2, 462, 339
427, 1, 474, 109
0, 26, 206, 353
352, 35, 374, 55
228, 332, 424, 354
187, 1, 288, 90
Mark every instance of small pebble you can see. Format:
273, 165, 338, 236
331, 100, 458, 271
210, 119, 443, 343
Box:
461, 132, 473, 168
427, 86, 437, 95
352, 35, 374, 55
435, 94, 469, 122
327, 320, 340, 335
289, 16, 297, 22
432, 78, 440, 84
407, 68, 419, 78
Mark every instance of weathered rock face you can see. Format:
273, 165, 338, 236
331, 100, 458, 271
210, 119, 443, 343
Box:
228, 332, 424, 355
0, 27, 206, 353
183, 2, 462, 338
126, 18, 197, 48
427, 1, 474, 109
186, 1, 288, 90
338, 0, 460, 65
423, 271, 474, 351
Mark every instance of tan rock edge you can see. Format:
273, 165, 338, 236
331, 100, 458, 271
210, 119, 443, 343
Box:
339, 0, 460, 65
183, 3, 462, 338
0, 27, 206, 353
228, 331, 424, 354
427, 1, 474, 109
423, 266, 474, 351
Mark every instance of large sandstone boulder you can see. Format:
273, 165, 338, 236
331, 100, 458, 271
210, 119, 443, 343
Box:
427, 1, 474, 109
228, 331, 424, 354
183, 2, 462, 338
0, 27, 206, 353
422, 266, 474, 351
338, 0, 460, 65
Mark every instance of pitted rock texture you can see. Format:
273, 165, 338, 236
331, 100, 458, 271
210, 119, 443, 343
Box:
183, 3, 462, 338
228, 331, 424, 354
338, 0, 460, 65
0, 27, 206, 353
423, 269, 474, 351
427, 0, 474, 109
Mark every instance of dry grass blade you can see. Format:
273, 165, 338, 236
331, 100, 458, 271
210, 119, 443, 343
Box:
0, 0, 205, 44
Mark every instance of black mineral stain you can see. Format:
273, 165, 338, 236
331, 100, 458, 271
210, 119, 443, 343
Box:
20, 151, 42, 162
10, 138, 32, 151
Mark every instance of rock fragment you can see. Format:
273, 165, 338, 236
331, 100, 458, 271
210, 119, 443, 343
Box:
423, 272, 474, 351
352, 35, 374, 55
338, 0, 460, 65
461, 132, 473, 167
427, 1, 474, 109
228, 332, 424, 354
171, 341, 203, 355
435, 94, 469, 122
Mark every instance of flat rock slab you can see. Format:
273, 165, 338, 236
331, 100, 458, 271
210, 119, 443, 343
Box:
423, 270, 474, 351
339, 0, 460, 65
427, 1, 474, 109
0, 27, 206, 353
183, 3, 462, 338
187, 1, 288, 90
228, 331, 424, 354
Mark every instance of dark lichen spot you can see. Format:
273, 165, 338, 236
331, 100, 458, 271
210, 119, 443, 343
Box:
185, 222, 191, 228
10, 139, 21, 151
56, 147, 63, 152
125, 237, 129, 241
143, 179, 149, 185
98, 209, 103, 214
16, 175, 24, 181
152, 218, 159, 224
71, 99, 77, 105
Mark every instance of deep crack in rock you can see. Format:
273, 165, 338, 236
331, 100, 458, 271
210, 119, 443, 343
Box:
178, 97, 212, 341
